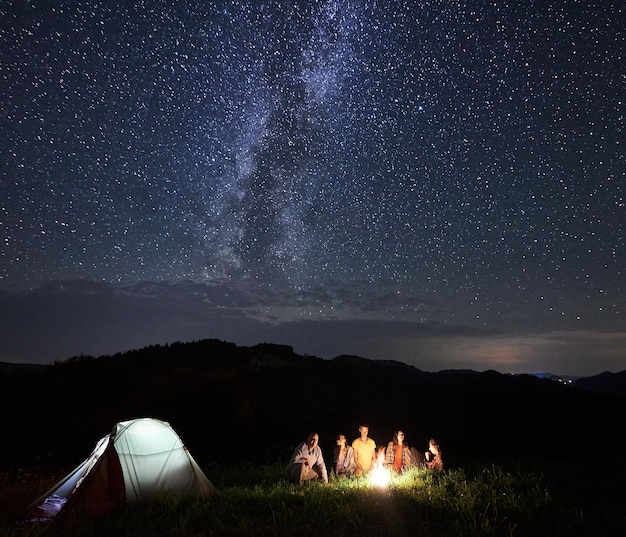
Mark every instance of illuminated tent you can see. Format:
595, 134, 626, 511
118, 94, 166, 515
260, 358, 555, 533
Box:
23, 418, 216, 522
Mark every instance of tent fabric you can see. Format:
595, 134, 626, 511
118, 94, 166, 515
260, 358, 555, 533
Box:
67, 438, 125, 517
22, 418, 215, 522
112, 418, 213, 502
23, 436, 113, 521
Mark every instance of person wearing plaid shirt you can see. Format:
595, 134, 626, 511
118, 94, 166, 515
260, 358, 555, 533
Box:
385, 431, 418, 473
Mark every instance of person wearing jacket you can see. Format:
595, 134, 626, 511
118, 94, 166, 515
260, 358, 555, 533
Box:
287, 432, 329, 484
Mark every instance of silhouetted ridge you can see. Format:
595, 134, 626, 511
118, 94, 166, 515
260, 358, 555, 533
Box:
333, 354, 421, 372
1, 338, 625, 472
573, 370, 626, 398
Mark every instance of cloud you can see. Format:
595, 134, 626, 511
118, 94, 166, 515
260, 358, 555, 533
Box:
371, 330, 626, 377
1, 279, 625, 376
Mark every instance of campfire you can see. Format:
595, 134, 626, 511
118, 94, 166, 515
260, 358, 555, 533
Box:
369, 447, 390, 487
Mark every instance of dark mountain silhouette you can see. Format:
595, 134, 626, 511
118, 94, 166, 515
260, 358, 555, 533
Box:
1, 339, 625, 473
571, 370, 626, 398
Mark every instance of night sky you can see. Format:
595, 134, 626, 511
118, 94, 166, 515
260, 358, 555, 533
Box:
1, 1, 624, 375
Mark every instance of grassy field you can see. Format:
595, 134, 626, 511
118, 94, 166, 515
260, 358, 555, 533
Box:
1, 460, 624, 536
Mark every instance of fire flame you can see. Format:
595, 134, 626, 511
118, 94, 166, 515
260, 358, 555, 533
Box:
369, 447, 390, 487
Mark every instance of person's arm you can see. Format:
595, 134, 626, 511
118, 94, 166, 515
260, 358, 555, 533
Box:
352, 440, 362, 471
292, 443, 309, 465
318, 446, 328, 483
346, 447, 357, 473
315, 447, 329, 483
402, 446, 412, 468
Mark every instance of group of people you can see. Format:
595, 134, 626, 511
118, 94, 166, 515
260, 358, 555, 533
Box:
287, 424, 443, 485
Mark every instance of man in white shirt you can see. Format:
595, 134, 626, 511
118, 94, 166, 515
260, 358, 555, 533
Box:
287, 432, 329, 484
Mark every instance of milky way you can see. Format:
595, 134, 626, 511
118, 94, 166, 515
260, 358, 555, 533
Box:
1, 1, 624, 372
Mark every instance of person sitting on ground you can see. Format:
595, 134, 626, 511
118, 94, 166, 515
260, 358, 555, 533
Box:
352, 424, 377, 476
334, 433, 357, 478
424, 438, 444, 472
384, 430, 416, 473
287, 432, 329, 485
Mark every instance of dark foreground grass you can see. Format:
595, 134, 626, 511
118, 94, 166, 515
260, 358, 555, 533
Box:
1, 460, 625, 537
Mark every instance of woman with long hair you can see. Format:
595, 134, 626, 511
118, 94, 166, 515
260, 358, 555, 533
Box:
333, 433, 356, 477
384, 430, 416, 473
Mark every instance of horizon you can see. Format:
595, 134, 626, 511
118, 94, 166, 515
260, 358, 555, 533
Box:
1, 3, 623, 377
1, 284, 624, 378
2, 336, 622, 379
1, 337, 622, 379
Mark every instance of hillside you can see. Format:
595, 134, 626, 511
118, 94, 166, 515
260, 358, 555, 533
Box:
2, 339, 625, 472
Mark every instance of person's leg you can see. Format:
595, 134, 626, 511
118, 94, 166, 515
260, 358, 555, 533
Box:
300, 464, 321, 483
289, 463, 304, 484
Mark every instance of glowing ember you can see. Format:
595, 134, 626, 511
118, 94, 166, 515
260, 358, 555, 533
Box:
369, 447, 390, 487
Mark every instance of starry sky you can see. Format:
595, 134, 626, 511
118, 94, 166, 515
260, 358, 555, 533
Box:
1, 0, 624, 375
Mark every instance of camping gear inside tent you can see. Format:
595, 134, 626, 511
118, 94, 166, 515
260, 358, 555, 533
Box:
22, 418, 216, 522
